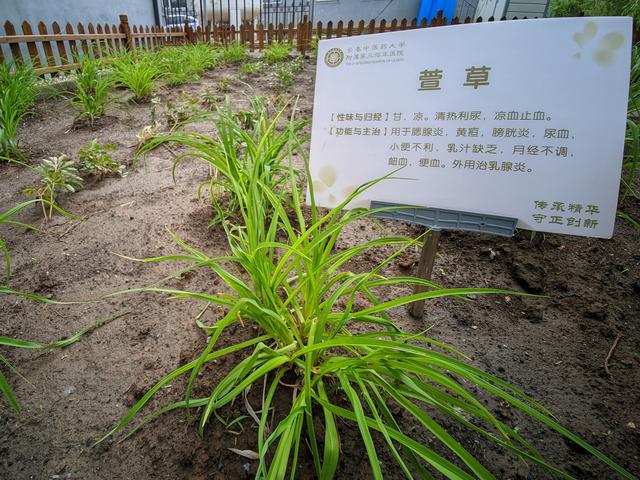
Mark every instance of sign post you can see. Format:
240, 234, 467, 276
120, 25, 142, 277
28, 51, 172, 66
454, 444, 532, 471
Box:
410, 229, 441, 318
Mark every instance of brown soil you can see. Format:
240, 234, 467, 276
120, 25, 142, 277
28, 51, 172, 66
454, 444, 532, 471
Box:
1, 57, 639, 480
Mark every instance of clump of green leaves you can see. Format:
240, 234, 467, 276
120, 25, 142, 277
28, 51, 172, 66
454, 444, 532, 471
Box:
216, 76, 232, 93
165, 97, 204, 131
263, 42, 290, 64
111, 52, 160, 102
200, 89, 224, 109
239, 62, 262, 77
78, 139, 122, 177
23, 155, 83, 219
273, 56, 304, 91
310, 36, 319, 58
157, 44, 220, 86
0, 62, 37, 161
219, 41, 249, 63
70, 56, 114, 125
103, 101, 635, 480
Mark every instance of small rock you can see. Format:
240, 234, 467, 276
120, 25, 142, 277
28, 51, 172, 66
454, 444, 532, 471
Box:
63, 386, 75, 397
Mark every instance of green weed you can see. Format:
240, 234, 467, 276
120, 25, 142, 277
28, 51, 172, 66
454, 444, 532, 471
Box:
78, 139, 123, 177
239, 62, 262, 77
23, 155, 83, 219
273, 56, 304, 91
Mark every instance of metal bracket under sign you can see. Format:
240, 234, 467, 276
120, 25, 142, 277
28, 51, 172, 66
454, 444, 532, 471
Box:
370, 201, 518, 238
369, 201, 518, 319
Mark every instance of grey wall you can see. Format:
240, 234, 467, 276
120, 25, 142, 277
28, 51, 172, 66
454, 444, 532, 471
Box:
0, 0, 158, 31
313, 0, 422, 24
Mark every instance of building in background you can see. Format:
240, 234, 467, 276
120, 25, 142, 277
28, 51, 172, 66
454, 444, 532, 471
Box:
475, 0, 550, 19
0, 0, 161, 29
1, 0, 550, 36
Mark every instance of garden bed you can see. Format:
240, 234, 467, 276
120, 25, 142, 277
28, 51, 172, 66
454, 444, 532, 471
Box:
0, 57, 639, 479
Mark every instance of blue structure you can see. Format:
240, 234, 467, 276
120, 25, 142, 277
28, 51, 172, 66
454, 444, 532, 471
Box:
418, 0, 457, 22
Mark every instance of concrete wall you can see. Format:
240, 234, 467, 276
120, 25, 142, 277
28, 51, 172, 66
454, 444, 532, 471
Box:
0, 0, 158, 31
313, 0, 422, 24
475, 0, 508, 19
504, 0, 549, 18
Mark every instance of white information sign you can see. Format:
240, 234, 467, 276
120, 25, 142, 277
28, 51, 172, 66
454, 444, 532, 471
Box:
308, 18, 632, 238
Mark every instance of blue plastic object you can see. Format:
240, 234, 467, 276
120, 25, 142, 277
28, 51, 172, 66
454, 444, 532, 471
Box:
418, 0, 457, 23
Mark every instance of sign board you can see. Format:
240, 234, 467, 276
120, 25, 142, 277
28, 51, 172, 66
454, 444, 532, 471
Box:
308, 18, 632, 238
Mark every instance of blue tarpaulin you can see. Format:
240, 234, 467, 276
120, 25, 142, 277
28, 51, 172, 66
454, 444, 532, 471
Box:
418, 0, 457, 23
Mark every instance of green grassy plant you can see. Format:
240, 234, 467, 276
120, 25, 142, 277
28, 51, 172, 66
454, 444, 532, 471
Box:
157, 47, 199, 86
70, 57, 114, 125
137, 98, 306, 224
157, 44, 220, 86
219, 41, 249, 63
105, 99, 634, 479
0, 62, 37, 160
23, 155, 83, 219
263, 42, 290, 64
78, 139, 122, 177
111, 52, 160, 101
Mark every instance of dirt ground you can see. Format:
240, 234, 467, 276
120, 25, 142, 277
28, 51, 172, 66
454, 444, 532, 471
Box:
0, 56, 639, 480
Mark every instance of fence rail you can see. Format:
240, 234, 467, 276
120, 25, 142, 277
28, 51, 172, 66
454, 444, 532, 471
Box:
1, 12, 537, 75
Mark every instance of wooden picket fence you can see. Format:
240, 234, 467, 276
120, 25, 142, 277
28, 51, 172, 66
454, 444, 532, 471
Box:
1, 11, 534, 75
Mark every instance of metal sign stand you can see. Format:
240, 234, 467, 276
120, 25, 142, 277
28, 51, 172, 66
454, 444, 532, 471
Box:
370, 201, 519, 319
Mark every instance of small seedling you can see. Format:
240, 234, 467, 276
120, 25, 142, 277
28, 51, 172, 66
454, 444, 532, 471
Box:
78, 139, 123, 178
136, 124, 161, 152
273, 56, 304, 91
165, 97, 203, 131
200, 89, 225, 109
23, 155, 83, 219
217, 76, 232, 93
239, 62, 262, 77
